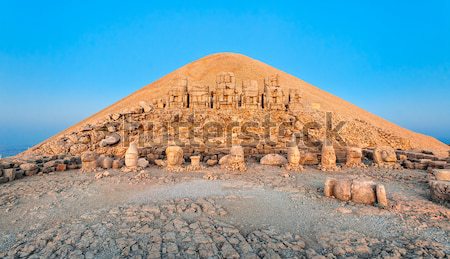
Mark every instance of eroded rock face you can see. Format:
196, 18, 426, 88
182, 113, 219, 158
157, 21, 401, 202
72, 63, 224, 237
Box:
260, 154, 287, 166
320, 145, 338, 171
324, 177, 388, 208
166, 145, 184, 171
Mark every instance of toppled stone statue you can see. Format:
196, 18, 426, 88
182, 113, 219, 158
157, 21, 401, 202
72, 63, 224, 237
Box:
81, 151, 98, 172
324, 177, 388, 208
219, 145, 247, 172
373, 146, 400, 169
260, 154, 287, 166
165, 145, 184, 171
344, 147, 365, 168
125, 142, 139, 169
319, 144, 338, 171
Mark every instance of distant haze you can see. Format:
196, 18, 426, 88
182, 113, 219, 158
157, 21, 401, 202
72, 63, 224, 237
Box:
1, 1, 449, 155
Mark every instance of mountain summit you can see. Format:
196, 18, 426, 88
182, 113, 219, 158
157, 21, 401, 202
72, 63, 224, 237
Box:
23, 53, 448, 157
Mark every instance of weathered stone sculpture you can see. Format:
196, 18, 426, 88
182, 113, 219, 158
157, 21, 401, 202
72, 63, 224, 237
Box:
320, 144, 338, 171
166, 145, 184, 171
241, 80, 261, 109
344, 147, 365, 168
81, 151, 98, 171
288, 89, 302, 111
189, 84, 210, 109
264, 74, 285, 110
373, 146, 399, 168
168, 77, 188, 109
324, 177, 388, 208
125, 142, 139, 168
214, 72, 239, 109
219, 145, 247, 171
285, 145, 303, 171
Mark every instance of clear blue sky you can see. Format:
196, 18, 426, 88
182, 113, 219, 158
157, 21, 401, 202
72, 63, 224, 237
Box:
1, 0, 449, 149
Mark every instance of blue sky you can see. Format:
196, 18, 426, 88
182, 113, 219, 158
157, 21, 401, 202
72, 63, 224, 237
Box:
0, 0, 449, 149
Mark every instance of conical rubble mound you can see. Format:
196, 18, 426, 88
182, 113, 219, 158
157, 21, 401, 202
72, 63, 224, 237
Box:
21, 52, 449, 158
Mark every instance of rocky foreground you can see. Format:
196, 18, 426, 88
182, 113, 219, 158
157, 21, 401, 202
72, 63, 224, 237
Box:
0, 165, 449, 258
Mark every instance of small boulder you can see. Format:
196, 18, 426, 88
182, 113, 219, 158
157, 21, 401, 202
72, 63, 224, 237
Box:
260, 154, 287, 166
20, 163, 37, 171
138, 158, 149, 168
102, 157, 113, 169
206, 159, 218, 166
99, 133, 121, 147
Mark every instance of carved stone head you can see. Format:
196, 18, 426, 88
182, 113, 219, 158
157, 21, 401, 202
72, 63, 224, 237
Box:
287, 146, 301, 166
229, 145, 245, 164
166, 145, 184, 167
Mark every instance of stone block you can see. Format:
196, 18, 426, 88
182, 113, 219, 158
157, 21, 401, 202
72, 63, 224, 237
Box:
429, 180, 450, 202
351, 180, 376, 205
333, 179, 352, 201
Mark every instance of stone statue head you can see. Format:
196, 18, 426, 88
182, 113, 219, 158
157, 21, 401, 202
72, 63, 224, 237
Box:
347, 147, 362, 158
229, 145, 245, 164
374, 146, 397, 164
166, 145, 184, 167
287, 146, 301, 166
321, 145, 336, 166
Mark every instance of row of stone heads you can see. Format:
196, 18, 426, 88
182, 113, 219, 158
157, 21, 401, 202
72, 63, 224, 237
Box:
80, 143, 404, 173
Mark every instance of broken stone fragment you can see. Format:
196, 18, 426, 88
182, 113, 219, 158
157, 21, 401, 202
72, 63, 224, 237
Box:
351, 180, 377, 205
376, 184, 388, 208
99, 133, 121, 147
19, 163, 37, 171
333, 179, 352, 201
320, 144, 338, 171
324, 178, 337, 197
429, 180, 450, 203
137, 158, 149, 168
112, 159, 123, 169
81, 151, 98, 171
102, 157, 113, 169
139, 101, 153, 112
206, 159, 218, 166
433, 169, 450, 181
260, 154, 287, 166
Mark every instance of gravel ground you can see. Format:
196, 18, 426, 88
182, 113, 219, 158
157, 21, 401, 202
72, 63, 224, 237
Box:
0, 164, 449, 258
